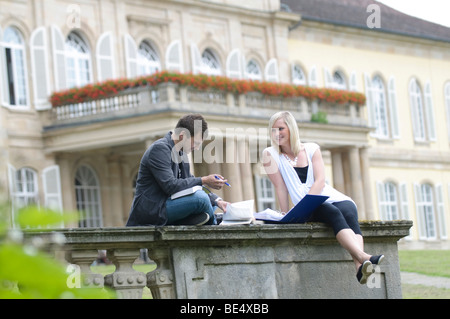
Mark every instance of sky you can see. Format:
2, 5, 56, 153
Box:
376, 0, 450, 27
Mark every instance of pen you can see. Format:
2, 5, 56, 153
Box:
215, 175, 231, 187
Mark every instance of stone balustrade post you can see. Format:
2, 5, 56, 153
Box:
147, 247, 175, 299
104, 249, 146, 299
65, 250, 104, 289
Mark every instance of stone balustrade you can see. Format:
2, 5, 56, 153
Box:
27, 220, 412, 299
46, 83, 366, 128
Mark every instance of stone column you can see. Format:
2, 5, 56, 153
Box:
238, 140, 255, 200
147, 248, 175, 299
221, 139, 243, 202
330, 149, 346, 194
360, 147, 374, 220
107, 156, 124, 226
104, 249, 147, 299
348, 147, 366, 219
65, 250, 104, 289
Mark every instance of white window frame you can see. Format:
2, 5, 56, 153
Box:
65, 32, 92, 88
201, 48, 222, 76
1, 26, 29, 108
75, 165, 103, 228
414, 183, 437, 240
137, 40, 161, 76
291, 64, 307, 86
444, 82, 450, 142
245, 59, 262, 81
254, 175, 276, 211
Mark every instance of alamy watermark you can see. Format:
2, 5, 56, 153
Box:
367, 4, 381, 29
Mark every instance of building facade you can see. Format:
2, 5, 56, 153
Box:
0, 0, 449, 248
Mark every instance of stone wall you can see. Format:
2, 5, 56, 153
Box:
39, 220, 413, 299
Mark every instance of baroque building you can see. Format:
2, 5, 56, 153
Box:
0, 0, 448, 248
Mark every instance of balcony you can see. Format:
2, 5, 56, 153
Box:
26, 221, 412, 299
46, 73, 367, 130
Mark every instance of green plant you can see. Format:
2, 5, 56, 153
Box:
0, 204, 114, 299
311, 111, 328, 124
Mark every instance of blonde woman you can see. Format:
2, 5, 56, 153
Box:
262, 111, 383, 284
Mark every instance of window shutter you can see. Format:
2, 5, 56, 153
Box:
323, 68, 332, 88
424, 82, 437, 141
190, 43, 203, 74
96, 32, 115, 82
349, 72, 357, 91
0, 26, 8, 106
264, 58, 279, 83
42, 165, 63, 214
30, 27, 51, 109
165, 39, 183, 72
51, 25, 66, 91
308, 66, 317, 87
388, 77, 400, 139
435, 184, 447, 239
445, 83, 450, 141
226, 49, 242, 79
414, 183, 427, 240
364, 73, 376, 129
124, 34, 138, 78
399, 183, 412, 239
376, 181, 387, 220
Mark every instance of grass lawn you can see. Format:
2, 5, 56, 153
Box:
399, 250, 450, 299
398, 250, 450, 278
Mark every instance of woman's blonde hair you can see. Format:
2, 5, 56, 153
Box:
268, 111, 303, 155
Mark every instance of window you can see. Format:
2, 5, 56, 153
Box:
371, 76, 389, 138
201, 49, 221, 76
75, 165, 102, 228
14, 168, 39, 209
1, 27, 28, 106
245, 59, 262, 81
414, 183, 437, 240
377, 181, 401, 221
137, 41, 161, 76
65, 32, 92, 88
332, 71, 347, 90
445, 82, 450, 141
365, 75, 400, 139
409, 78, 436, 142
292, 64, 307, 85
254, 175, 276, 211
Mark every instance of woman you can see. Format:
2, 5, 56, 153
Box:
262, 111, 383, 284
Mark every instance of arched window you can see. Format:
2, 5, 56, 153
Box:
246, 59, 262, 81
201, 49, 221, 75
2, 26, 28, 106
137, 40, 161, 76
292, 64, 307, 85
415, 183, 437, 240
409, 78, 436, 142
371, 76, 389, 138
332, 70, 347, 90
65, 32, 92, 88
378, 181, 399, 220
75, 165, 102, 227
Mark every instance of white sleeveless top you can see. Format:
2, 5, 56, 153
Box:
264, 143, 354, 206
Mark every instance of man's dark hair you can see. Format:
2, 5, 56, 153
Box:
175, 114, 208, 138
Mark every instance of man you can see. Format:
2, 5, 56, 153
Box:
126, 114, 228, 226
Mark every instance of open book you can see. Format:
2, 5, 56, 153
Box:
220, 200, 255, 225
254, 194, 329, 223
171, 186, 203, 200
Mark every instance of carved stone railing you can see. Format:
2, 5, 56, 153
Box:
27, 220, 412, 299
45, 83, 366, 128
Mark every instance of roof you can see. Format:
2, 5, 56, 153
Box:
281, 0, 450, 43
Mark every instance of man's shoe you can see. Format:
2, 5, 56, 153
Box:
356, 260, 374, 285
174, 212, 210, 226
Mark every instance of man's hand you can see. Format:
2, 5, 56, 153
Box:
201, 174, 227, 190
216, 200, 228, 212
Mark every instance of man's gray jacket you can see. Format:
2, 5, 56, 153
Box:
126, 132, 219, 226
